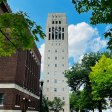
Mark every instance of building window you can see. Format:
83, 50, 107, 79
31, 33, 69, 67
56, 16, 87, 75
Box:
54, 88, 57, 92
62, 28, 64, 32
48, 57, 50, 59
52, 21, 54, 24
47, 88, 49, 91
56, 21, 58, 24
62, 57, 64, 59
59, 33, 61, 39
48, 64, 49, 67
49, 33, 51, 40
48, 72, 49, 74
55, 33, 58, 40
49, 28, 51, 32
63, 97, 64, 100
62, 64, 64, 66
47, 80, 49, 82
63, 88, 64, 91
62, 33, 64, 40
55, 64, 57, 67
52, 33, 54, 40
55, 57, 57, 60
0, 93, 4, 105
55, 50, 57, 53
59, 21, 61, 24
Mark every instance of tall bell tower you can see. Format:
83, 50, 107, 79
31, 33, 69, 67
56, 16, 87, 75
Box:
43, 13, 69, 112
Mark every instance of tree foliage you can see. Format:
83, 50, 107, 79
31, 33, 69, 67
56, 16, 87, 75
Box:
90, 55, 112, 100
0, 2, 45, 56
42, 96, 49, 112
70, 91, 97, 112
72, 0, 112, 50
65, 52, 108, 112
65, 52, 102, 91
48, 97, 65, 112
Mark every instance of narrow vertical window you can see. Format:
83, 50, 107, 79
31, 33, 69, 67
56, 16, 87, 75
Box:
59, 21, 61, 24
54, 88, 57, 92
62, 33, 64, 40
59, 33, 61, 39
49, 33, 51, 40
55, 33, 58, 40
52, 33, 54, 40
52, 21, 54, 24
62, 28, 64, 32
0, 93, 3, 105
49, 28, 51, 32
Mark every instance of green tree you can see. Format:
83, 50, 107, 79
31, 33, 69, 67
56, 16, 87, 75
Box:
70, 91, 96, 112
42, 96, 49, 112
72, 0, 112, 49
90, 55, 112, 100
48, 97, 65, 112
65, 52, 107, 112
0, 2, 45, 56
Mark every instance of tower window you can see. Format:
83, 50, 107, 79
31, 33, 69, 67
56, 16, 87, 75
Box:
55, 64, 57, 67
52, 33, 54, 40
63, 97, 64, 100
56, 21, 58, 24
62, 28, 64, 32
49, 28, 51, 32
54, 88, 57, 92
49, 33, 51, 40
55, 57, 57, 60
62, 33, 64, 40
55, 50, 57, 53
55, 33, 58, 40
47, 80, 49, 82
52, 21, 54, 24
59, 33, 61, 39
59, 21, 61, 24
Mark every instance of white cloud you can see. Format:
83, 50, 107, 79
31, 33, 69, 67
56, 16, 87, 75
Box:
39, 22, 107, 73
68, 22, 107, 63
39, 43, 45, 74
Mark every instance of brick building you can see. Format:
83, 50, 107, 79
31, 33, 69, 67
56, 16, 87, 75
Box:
0, 2, 41, 112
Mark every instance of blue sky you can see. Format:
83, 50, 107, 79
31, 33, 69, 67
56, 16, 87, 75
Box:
8, 0, 109, 69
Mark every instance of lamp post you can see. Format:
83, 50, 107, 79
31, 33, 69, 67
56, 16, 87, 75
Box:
40, 79, 44, 112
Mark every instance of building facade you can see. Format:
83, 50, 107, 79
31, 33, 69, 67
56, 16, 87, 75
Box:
0, 2, 41, 112
43, 13, 69, 112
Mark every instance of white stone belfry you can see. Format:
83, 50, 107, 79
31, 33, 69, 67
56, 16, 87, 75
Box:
43, 13, 69, 112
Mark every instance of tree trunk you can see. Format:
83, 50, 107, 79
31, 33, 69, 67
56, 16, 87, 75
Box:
98, 100, 102, 112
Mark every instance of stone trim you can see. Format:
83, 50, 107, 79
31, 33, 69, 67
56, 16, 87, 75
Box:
0, 84, 39, 99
